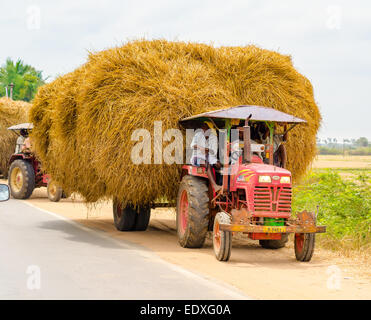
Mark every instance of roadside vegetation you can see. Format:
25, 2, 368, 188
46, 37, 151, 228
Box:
293, 169, 371, 254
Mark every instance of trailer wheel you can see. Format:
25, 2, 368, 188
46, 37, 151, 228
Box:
295, 233, 315, 262
8, 159, 35, 199
113, 199, 137, 231
134, 205, 151, 231
47, 180, 63, 202
259, 234, 289, 249
176, 175, 209, 248
213, 212, 232, 261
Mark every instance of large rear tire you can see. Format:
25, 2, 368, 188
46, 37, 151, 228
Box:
8, 159, 35, 199
213, 212, 232, 261
176, 175, 209, 248
47, 180, 63, 202
295, 233, 315, 262
259, 234, 289, 249
113, 199, 151, 231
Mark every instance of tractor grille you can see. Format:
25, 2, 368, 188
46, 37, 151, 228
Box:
253, 186, 292, 213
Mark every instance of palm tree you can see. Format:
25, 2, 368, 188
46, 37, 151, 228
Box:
0, 58, 46, 101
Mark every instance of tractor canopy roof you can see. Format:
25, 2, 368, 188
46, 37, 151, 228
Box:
7, 123, 34, 131
179, 105, 306, 129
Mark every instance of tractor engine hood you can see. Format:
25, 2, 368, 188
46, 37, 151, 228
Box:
235, 163, 292, 186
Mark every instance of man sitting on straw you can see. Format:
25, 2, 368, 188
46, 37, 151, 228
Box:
190, 121, 222, 192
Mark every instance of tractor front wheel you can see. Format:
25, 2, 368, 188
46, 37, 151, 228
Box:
176, 175, 209, 248
213, 212, 232, 261
294, 233, 315, 262
8, 159, 35, 199
47, 180, 63, 202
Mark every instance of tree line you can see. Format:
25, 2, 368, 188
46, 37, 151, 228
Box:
317, 137, 370, 155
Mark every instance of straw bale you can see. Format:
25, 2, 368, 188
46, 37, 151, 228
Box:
0, 97, 30, 177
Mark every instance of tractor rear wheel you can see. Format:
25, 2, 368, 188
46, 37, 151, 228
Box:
295, 233, 315, 262
176, 175, 209, 248
113, 199, 151, 231
47, 180, 63, 202
213, 212, 232, 261
259, 234, 289, 249
8, 159, 35, 199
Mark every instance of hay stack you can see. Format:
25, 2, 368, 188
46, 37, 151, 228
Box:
0, 97, 30, 177
30, 40, 321, 204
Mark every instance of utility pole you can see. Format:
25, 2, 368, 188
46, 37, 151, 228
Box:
343, 139, 345, 157
5, 86, 8, 98
9, 83, 14, 99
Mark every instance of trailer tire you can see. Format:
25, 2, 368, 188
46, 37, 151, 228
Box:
259, 234, 289, 249
8, 159, 35, 199
134, 206, 151, 231
113, 199, 137, 231
176, 175, 209, 248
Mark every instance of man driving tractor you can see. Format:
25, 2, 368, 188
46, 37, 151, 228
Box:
255, 122, 288, 168
15, 129, 28, 154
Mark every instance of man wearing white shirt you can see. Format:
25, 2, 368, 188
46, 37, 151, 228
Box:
15, 129, 28, 153
190, 122, 221, 192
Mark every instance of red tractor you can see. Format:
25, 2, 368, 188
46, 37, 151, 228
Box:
176, 105, 326, 262
7, 123, 63, 202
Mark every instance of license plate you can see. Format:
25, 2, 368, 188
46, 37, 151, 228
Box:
263, 226, 286, 233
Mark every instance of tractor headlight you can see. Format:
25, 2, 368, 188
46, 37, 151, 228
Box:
258, 175, 271, 183
280, 176, 291, 184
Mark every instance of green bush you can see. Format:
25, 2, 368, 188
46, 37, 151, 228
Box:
293, 171, 371, 249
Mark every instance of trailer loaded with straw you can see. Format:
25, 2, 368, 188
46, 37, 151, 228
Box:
29, 40, 322, 247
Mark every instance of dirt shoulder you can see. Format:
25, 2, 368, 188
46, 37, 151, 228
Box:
20, 186, 371, 300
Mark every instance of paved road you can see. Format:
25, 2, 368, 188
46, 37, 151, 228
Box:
0, 199, 246, 299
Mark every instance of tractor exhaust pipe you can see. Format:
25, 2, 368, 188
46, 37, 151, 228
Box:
243, 114, 252, 163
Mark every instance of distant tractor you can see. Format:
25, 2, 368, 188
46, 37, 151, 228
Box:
176, 105, 326, 262
7, 123, 63, 202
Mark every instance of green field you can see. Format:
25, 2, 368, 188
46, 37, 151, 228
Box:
293, 156, 370, 254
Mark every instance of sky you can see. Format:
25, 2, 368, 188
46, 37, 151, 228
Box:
0, 0, 370, 140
